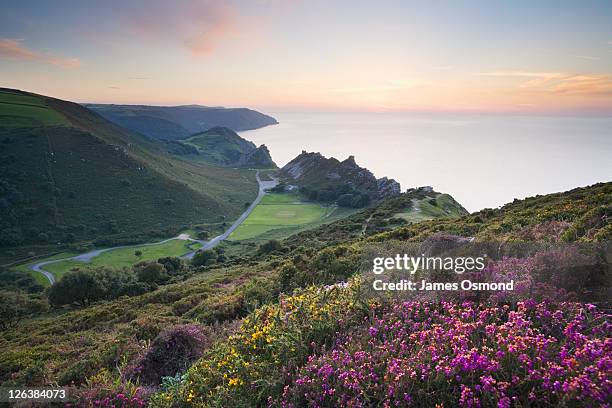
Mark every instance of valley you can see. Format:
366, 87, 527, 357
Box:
0, 87, 609, 408
19, 170, 279, 284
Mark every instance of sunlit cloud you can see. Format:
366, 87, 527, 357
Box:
126, 1, 242, 56
478, 71, 612, 96
0, 38, 80, 68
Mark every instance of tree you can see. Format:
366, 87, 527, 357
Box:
48, 270, 106, 307
191, 250, 216, 267
158, 256, 184, 275
135, 250, 143, 258
0, 291, 25, 329
135, 262, 168, 284
196, 230, 209, 240
258, 239, 283, 255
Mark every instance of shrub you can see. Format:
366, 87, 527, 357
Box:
0, 291, 38, 329
157, 256, 184, 275
69, 368, 149, 407
135, 262, 168, 284
191, 250, 216, 267
258, 239, 283, 255
49, 270, 106, 307
126, 324, 207, 386
49, 268, 147, 307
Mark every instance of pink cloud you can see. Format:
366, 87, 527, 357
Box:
0, 38, 80, 68
479, 71, 612, 96
127, 1, 242, 56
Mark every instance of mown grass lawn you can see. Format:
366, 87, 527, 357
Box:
12, 252, 79, 286
229, 193, 333, 241
15, 239, 202, 285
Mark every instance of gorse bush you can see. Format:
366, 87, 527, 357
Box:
160, 279, 370, 406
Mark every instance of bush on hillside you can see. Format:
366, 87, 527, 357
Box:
0, 290, 47, 329
258, 239, 283, 255
135, 261, 168, 284
49, 268, 148, 307
191, 250, 216, 267
125, 324, 207, 385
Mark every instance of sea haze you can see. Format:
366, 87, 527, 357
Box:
240, 112, 612, 212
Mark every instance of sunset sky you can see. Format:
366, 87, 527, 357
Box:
1, 0, 611, 114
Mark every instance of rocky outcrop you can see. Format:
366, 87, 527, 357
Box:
377, 177, 401, 198
279, 151, 400, 206
180, 127, 276, 168
243, 144, 276, 168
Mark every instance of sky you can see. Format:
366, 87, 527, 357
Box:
1, 0, 611, 114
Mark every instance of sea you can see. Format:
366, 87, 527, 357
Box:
240, 112, 612, 212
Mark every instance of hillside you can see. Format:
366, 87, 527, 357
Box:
177, 127, 276, 168
2, 181, 608, 405
85, 104, 278, 140
0, 88, 258, 257
279, 151, 401, 207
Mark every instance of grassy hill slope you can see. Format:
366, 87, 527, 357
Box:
0, 182, 609, 404
0, 89, 258, 258
0, 182, 608, 400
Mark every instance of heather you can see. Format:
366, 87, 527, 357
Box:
0, 182, 609, 406
126, 324, 207, 386
278, 300, 611, 407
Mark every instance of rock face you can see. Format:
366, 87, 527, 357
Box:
242, 144, 275, 168
279, 151, 400, 207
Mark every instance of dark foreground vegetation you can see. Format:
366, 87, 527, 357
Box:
0, 182, 610, 407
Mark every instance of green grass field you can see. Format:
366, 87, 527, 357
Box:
0, 90, 68, 127
395, 194, 467, 223
13, 239, 201, 285
12, 252, 79, 286
229, 193, 343, 241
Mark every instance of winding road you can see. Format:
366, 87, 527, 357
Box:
30, 171, 277, 284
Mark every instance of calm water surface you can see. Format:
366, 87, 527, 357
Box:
240, 112, 611, 212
